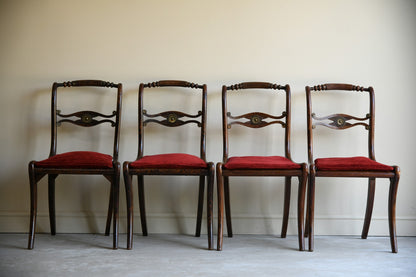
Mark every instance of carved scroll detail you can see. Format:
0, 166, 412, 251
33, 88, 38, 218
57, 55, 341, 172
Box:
312, 113, 370, 130
57, 110, 116, 127
143, 110, 202, 127
227, 112, 286, 129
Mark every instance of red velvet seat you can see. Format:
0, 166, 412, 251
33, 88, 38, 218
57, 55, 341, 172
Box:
315, 156, 394, 172
35, 151, 113, 169
130, 153, 207, 169
305, 83, 400, 253
224, 156, 302, 170
27, 80, 122, 250
216, 82, 307, 252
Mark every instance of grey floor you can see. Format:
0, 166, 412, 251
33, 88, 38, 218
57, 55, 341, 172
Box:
0, 234, 415, 277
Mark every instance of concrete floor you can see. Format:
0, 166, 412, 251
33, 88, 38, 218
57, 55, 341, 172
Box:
0, 234, 415, 277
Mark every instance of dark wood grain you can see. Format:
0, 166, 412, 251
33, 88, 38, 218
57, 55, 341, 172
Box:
217, 82, 307, 251
305, 83, 400, 253
28, 80, 122, 250
124, 80, 214, 250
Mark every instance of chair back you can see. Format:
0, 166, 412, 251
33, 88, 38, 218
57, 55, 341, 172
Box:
221, 82, 292, 163
306, 83, 375, 164
50, 80, 122, 162
138, 80, 207, 161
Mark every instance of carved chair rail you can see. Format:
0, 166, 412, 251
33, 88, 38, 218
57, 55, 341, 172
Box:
227, 111, 286, 129
143, 110, 202, 127
57, 110, 117, 127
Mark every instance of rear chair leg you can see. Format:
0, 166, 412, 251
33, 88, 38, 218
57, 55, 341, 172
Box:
195, 176, 205, 237
281, 176, 291, 238
28, 162, 38, 250
48, 174, 58, 236
361, 178, 375, 239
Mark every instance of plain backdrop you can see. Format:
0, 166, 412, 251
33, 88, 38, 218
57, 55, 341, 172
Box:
0, 0, 415, 236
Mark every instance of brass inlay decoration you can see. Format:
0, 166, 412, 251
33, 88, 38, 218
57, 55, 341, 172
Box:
81, 113, 92, 124
167, 113, 178, 124
335, 117, 345, 127
251, 115, 262, 125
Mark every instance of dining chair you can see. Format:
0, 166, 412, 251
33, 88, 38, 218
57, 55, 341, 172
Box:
28, 80, 122, 249
305, 83, 400, 253
216, 82, 308, 251
123, 80, 215, 250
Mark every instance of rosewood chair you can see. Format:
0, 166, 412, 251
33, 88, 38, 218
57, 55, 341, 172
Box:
216, 82, 308, 251
28, 80, 122, 249
123, 80, 215, 250
305, 83, 400, 253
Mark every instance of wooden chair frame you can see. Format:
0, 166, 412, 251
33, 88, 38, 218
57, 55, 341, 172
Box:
28, 80, 122, 249
123, 80, 214, 250
305, 83, 400, 253
216, 82, 308, 251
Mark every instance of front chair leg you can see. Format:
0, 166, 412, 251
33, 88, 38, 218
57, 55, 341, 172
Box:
195, 176, 205, 237
112, 164, 120, 250
224, 176, 233, 237
105, 182, 114, 236
48, 174, 58, 236
206, 162, 214, 250
297, 164, 308, 251
123, 163, 133, 250
28, 162, 38, 250
388, 166, 400, 253
216, 163, 224, 251
138, 175, 148, 236
308, 167, 316, 252
361, 178, 376, 239
281, 176, 291, 238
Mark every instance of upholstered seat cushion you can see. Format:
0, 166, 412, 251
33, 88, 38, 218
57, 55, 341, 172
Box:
35, 151, 113, 169
129, 153, 207, 169
315, 156, 394, 171
224, 156, 301, 170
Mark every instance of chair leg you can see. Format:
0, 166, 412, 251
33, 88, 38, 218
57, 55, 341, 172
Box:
216, 163, 224, 251
195, 176, 205, 237
281, 176, 291, 238
388, 167, 400, 253
138, 175, 148, 236
224, 176, 233, 237
105, 183, 113, 236
206, 163, 215, 250
28, 163, 37, 250
305, 186, 310, 239
48, 174, 58, 236
361, 177, 376, 239
307, 167, 316, 252
123, 164, 133, 250
297, 165, 307, 251
112, 164, 120, 250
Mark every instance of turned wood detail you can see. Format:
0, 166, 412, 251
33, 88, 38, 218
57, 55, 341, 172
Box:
311, 113, 370, 130
309, 83, 369, 92
144, 80, 203, 89
59, 80, 118, 88
57, 110, 117, 127
227, 82, 285, 91
143, 110, 202, 127
227, 111, 286, 129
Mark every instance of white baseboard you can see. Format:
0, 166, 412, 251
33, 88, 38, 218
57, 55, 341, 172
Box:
1, 212, 415, 236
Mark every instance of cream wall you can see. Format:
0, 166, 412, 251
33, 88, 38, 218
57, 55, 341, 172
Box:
1, 0, 415, 236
